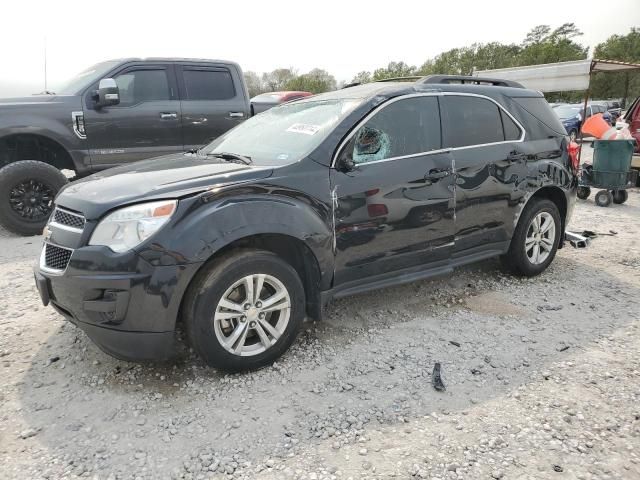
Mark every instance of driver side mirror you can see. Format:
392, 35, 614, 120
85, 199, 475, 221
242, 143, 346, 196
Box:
336, 138, 357, 173
94, 78, 120, 108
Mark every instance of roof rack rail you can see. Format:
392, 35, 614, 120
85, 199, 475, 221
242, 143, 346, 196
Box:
376, 76, 424, 82
341, 82, 361, 89
417, 75, 524, 88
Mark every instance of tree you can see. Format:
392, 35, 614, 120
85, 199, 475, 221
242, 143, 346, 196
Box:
244, 71, 265, 98
372, 61, 417, 80
285, 69, 337, 93
351, 71, 372, 84
261, 68, 297, 92
517, 23, 587, 66
419, 42, 521, 76
591, 28, 640, 106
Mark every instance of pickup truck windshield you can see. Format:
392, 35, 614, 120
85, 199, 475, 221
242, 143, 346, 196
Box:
203, 99, 361, 166
57, 60, 121, 95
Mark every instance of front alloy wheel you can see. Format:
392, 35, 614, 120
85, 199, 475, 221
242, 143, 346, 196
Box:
184, 249, 305, 371
214, 274, 291, 356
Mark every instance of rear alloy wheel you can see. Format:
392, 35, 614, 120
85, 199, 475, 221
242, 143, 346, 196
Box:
0, 161, 68, 235
501, 198, 561, 277
184, 249, 305, 372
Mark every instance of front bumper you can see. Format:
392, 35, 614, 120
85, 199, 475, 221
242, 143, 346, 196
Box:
34, 245, 201, 362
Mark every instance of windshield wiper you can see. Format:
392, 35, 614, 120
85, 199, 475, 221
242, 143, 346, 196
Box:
206, 152, 252, 165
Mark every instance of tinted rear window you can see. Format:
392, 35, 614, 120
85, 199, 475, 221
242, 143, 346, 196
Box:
444, 96, 504, 148
513, 97, 566, 135
182, 69, 236, 100
501, 110, 522, 141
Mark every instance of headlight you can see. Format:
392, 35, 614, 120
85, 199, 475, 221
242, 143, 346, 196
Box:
89, 200, 177, 252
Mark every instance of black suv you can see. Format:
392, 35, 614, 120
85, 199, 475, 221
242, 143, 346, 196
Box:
34, 75, 577, 371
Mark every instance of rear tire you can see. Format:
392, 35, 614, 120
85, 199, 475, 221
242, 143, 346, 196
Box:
183, 249, 305, 372
594, 190, 613, 207
0, 161, 68, 236
612, 190, 628, 204
501, 198, 561, 277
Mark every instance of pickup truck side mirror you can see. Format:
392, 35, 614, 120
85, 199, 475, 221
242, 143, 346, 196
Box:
95, 78, 120, 108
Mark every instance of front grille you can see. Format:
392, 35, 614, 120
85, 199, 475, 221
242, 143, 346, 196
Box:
53, 208, 85, 230
44, 243, 73, 271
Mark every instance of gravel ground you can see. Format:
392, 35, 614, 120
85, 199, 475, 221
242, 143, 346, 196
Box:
2, 158, 640, 479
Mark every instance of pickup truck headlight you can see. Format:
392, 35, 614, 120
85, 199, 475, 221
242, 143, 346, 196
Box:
89, 200, 177, 252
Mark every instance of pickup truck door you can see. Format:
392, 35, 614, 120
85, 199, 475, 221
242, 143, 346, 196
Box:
83, 63, 183, 167
176, 64, 249, 151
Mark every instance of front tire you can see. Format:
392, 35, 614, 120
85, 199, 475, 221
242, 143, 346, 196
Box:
183, 249, 305, 372
0, 161, 68, 235
502, 198, 561, 277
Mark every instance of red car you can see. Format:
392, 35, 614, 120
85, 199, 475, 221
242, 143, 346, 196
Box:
621, 96, 640, 184
250, 91, 313, 114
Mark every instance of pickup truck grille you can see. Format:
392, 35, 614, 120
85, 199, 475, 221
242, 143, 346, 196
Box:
43, 243, 73, 271
52, 207, 85, 230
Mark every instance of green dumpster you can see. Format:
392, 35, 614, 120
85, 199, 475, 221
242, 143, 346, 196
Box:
591, 139, 635, 188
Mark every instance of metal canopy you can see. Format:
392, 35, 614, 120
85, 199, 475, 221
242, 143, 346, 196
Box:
475, 59, 640, 93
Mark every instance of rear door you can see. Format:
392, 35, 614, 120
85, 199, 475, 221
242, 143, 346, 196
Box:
84, 63, 183, 167
441, 93, 526, 257
176, 63, 249, 151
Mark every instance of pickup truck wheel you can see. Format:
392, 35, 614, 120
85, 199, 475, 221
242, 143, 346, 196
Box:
183, 249, 305, 372
0, 161, 68, 236
501, 198, 561, 277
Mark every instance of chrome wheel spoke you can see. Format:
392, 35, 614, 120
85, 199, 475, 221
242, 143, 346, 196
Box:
540, 218, 553, 233
218, 298, 245, 314
254, 321, 272, 349
215, 310, 243, 321
258, 318, 281, 341
261, 289, 288, 311
225, 322, 249, 353
254, 274, 265, 303
541, 237, 554, 250
242, 275, 254, 306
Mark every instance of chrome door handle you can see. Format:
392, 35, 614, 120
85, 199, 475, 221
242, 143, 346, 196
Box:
160, 112, 177, 119
424, 169, 450, 181
228, 112, 244, 118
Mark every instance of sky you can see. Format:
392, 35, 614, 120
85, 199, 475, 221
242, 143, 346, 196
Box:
0, 0, 638, 97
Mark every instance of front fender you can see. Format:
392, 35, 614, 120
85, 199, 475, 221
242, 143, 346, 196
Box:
138, 189, 334, 289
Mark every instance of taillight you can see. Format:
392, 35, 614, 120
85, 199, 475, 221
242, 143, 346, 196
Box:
367, 204, 388, 217
365, 189, 380, 197
568, 141, 579, 172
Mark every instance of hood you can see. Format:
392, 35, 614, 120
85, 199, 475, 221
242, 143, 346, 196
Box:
0, 95, 75, 107
56, 152, 273, 219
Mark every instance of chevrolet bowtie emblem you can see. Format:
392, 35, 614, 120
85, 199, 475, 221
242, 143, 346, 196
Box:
43, 226, 52, 240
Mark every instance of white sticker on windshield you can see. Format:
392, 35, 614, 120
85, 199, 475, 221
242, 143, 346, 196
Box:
286, 123, 321, 135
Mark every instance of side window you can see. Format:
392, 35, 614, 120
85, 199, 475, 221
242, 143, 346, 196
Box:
350, 96, 441, 164
500, 110, 522, 141
114, 69, 170, 107
443, 96, 505, 148
182, 69, 236, 100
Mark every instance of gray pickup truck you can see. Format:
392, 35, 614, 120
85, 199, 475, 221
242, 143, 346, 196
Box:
0, 58, 250, 235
